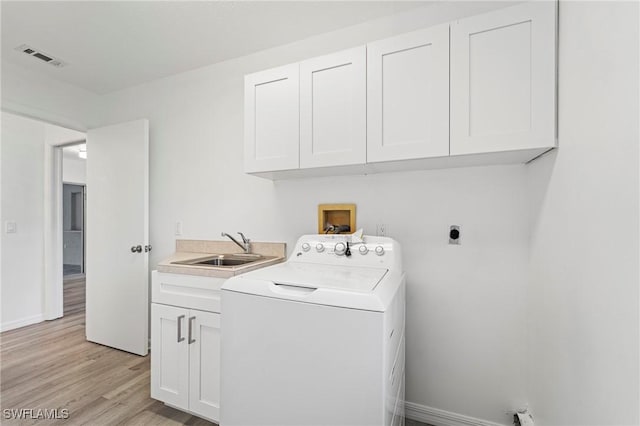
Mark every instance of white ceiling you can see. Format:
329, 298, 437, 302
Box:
1, 1, 427, 95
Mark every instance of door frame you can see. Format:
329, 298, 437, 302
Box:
44, 140, 86, 320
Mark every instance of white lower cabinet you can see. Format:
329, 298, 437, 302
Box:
188, 310, 221, 420
151, 272, 222, 423
150, 304, 189, 409
151, 304, 221, 422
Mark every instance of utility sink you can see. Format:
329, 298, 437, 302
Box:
171, 253, 268, 268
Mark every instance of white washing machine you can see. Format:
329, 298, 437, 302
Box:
220, 234, 405, 426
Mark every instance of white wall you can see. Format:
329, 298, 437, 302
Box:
94, 2, 530, 424
1, 112, 46, 330
1, 61, 98, 131
63, 157, 86, 184
526, 2, 639, 425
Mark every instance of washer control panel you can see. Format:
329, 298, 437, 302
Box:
291, 234, 398, 268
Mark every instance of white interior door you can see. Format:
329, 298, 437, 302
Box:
86, 119, 149, 356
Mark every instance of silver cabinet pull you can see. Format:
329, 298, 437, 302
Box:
145, 245, 152, 252
177, 315, 185, 342
188, 316, 196, 344
131, 245, 142, 253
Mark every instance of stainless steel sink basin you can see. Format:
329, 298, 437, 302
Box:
172, 253, 268, 268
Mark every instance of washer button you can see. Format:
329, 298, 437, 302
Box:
375, 246, 385, 256
334, 242, 347, 256
301, 243, 311, 252
316, 243, 325, 253
359, 245, 369, 255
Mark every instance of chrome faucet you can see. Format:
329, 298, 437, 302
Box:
221, 232, 251, 253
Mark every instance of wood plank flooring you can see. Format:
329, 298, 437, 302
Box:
1, 277, 216, 426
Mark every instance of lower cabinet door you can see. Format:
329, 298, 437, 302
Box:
188, 309, 221, 422
151, 303, 190, 409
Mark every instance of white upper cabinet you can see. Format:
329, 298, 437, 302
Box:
299, 46, 366, 169
243, 1, 558, 179
244, 63, 299, 173
450, 1, 557, 155
367, 24, 450, 163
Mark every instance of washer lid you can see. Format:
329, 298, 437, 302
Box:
241, 262, 388, 293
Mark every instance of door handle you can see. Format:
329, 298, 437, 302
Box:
145, 245, 153, 252
177, 315, 185, 342
188, 316, 196, 344
130, 245, 142, 253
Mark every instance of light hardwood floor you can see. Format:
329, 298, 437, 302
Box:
1, 277, 216, 425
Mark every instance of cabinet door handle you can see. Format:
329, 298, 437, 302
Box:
188, 316, 196, 344
177, 315, 185, 342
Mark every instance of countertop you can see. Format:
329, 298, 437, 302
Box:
157, 239, 286, 278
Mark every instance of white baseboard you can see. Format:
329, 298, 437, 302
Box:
1, 314, 44, 332
405, 401, 507, 426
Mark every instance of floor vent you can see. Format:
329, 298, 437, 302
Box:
14, 44, 67, 68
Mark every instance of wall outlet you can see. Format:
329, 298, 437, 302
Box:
5, 221, 16, 234
175, 221, 183, 236
376, 223, 387, 237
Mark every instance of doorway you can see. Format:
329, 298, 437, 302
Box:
63, 183, 85, 276
61, 143, 87, 316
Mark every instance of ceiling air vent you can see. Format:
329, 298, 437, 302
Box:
14, 44, 67, 68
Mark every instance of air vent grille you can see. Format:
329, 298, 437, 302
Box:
14, 44, 67, 68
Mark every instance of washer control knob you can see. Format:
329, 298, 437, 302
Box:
316, 243, 325, 253
359, 245, 369, 255
301, 243, 311, 252
374, 245, 385, 256
334, 242, 347, 256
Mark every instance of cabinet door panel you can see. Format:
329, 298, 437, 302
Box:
300, 46, 366, 168
189, 309, 221, 422
151, 304, 189, 409
245, 64, 299, 172
368, 24, 450, 162
451, 1, 556, 155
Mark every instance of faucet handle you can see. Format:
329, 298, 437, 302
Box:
238, 232, 249, 243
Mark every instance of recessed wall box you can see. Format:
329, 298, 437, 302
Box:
318, 204, 356, 234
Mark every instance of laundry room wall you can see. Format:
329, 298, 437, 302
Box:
94, 2, 530, 424
526, 2, 639, 425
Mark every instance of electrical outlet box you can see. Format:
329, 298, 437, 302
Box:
175, 221, 183, 236
449, 225, 461, 244
5, 221, 16, 234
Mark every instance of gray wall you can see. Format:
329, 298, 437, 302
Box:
63, 183, 84, 267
